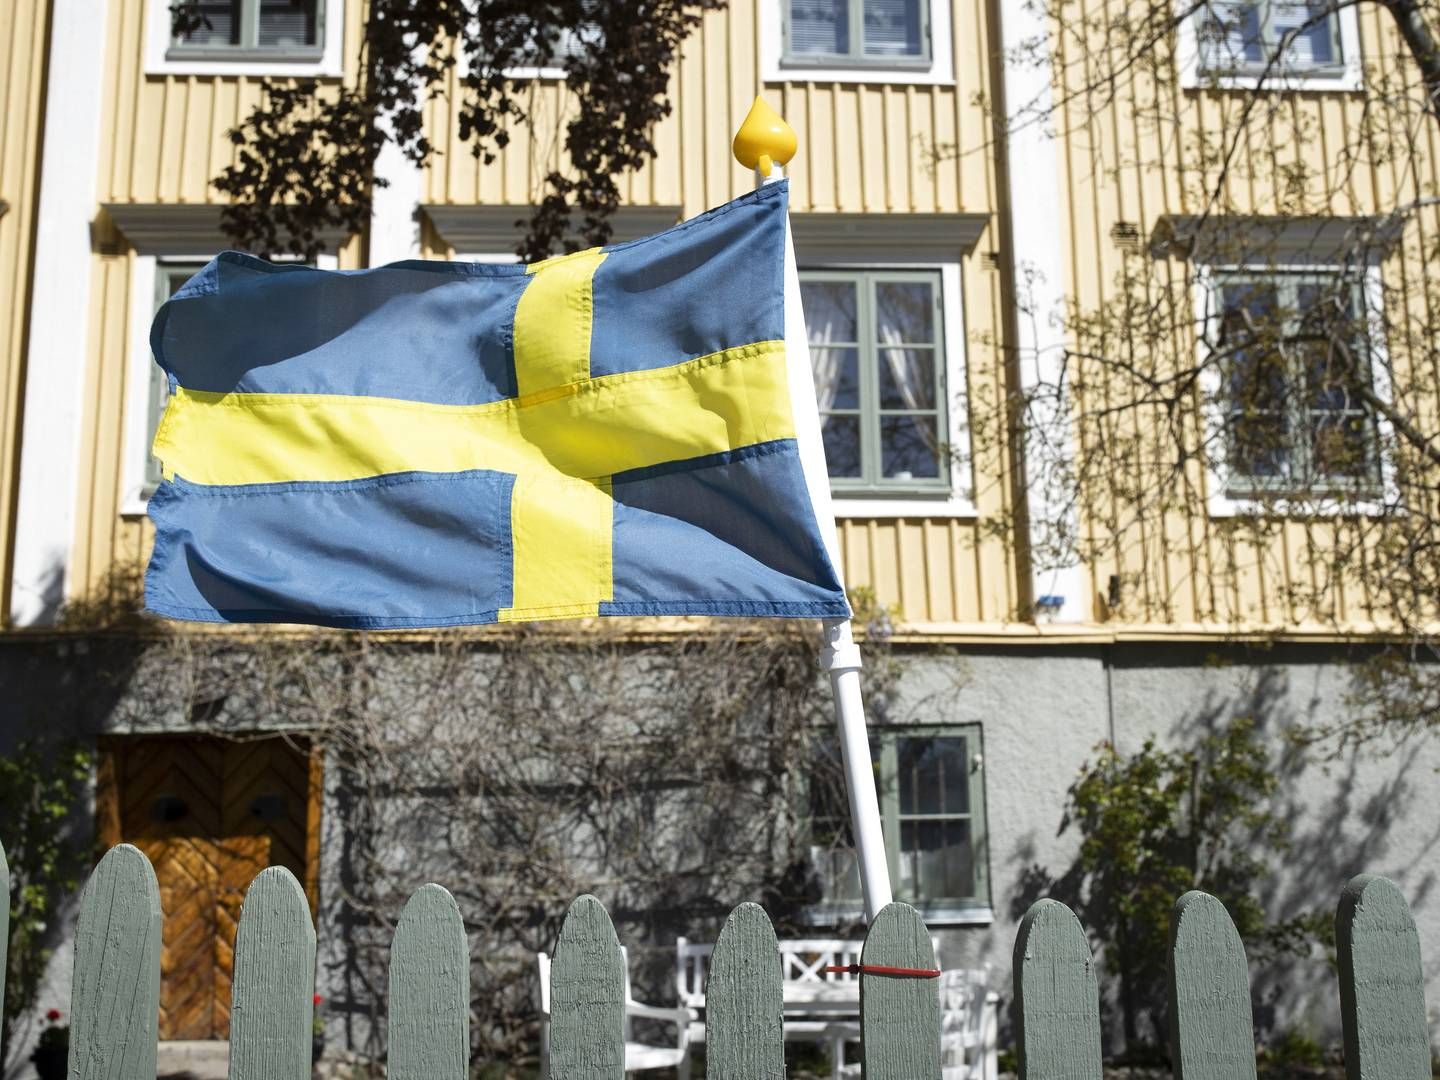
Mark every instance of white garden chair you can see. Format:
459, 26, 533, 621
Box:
537, 947, 693, 1078
939, 967, 998, 1080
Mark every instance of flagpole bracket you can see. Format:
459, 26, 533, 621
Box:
820, 617, 863, 673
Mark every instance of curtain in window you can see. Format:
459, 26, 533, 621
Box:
864, 0, 923, 56
1199, 0, 1263, 68
258, 0, 318, 48
878, 323, 929, 413
791, 0, 850, 55
810, 317, 844, 414
1270, 1, 1336, 66
877, 284, 940, 479
179, 1, 241, 46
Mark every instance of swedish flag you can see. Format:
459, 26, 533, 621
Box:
144, 182, 849, 628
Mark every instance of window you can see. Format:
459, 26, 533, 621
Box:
142, 264, 207, 494
169, 0, 323, 58
1196, 0, 1343, 76
481, 2, 604, 75
801, 269, 949, 494
785, 0, 930, 64
1214, 272, 1380, 497
808, 727, 990, 922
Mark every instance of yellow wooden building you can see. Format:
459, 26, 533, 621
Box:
3, 0, 1439, 1059
7, 0, 1433, 639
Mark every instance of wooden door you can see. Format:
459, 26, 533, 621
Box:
97, 735, 321, 1040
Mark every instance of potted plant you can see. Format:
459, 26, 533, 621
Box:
312, 993, 325, 1064
31, 1008, 68, 1080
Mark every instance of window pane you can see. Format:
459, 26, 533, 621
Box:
1198, 0, 1263, 68
1271, 1, 1337, 65
900, 819, 975, 900
815, 347, 861, 410
802, 279, 860, 341
177, 1, 241, 46
1310, 415, 1373, 479
864, 0, 924, 55
880, 414, 941, 479
896, 737, 970, 815
822, 414, 862, 478
809, 739, 873, 906
1222, 280, 1292, 481
258, 0, 319, 48
877, 347, 935, 409
803, 281, 861, 410
1295, 281, 1361, 409
1229, 413, 1290, 479
790, 0, 851, 55
876, 281, 936, 344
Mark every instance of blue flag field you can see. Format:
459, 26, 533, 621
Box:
143, 181, 850, 628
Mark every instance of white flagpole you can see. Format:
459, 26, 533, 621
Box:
735, 98, 894, 921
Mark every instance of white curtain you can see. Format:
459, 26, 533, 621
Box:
810, 315, 844, 414
879, 322, 930, 412
879, 322, 936, 475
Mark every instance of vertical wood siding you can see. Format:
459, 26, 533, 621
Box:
60, 0, 1022, 627
419, 0, 1021, 627
0, 0, 51, 619
1051, 0, 1440, 629
69, 0, 365, 605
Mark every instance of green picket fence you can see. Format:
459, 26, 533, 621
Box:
5, 841, 1434, 1078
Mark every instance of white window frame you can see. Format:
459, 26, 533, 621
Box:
1175, 0, 1362, 92
762, 0, 955, 86
801, 253, 976, 518
144, 0, 345, 77
1195, 261, 1397, 519
122, 252, 339, 516
448, 19, 600, 83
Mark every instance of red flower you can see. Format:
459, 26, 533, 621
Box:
313, 994, 323, 1007
45, 1009, 62, 1022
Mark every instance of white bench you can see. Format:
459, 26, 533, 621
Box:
677, 936, 994, 1079
537, 948, 693, 1078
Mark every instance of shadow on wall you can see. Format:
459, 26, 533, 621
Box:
1002, 649, 1440, 1060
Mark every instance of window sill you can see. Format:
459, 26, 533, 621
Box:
150, 53, 343, 77
1179, 65, 1362, 93
768, 60, 955, 86
166, 47, 325, 62
802, 904, 995, 928
121, 490, 156, 518
831, 491, 977, 518
1210, 492, 1391, 519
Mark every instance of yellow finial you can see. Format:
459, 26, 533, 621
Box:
733, 96, 797, 179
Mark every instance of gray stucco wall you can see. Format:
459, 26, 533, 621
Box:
909, 642, 1440, 1055
1, 634, 1437, 1070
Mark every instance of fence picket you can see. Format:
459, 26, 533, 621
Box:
67, 843, 161, 1080
1013, 899, 1101, 1080
1336, 874, 1430, 1080
860, 902, 941, 1080
1167, 891, 1257, 1080
549, 894, 625, 1080
228, 866, 316, 1080
0, 840, 8, 1039
389, 884, 470, 1080
20, 835, 1440, 1078
706, 902, 783, 1079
